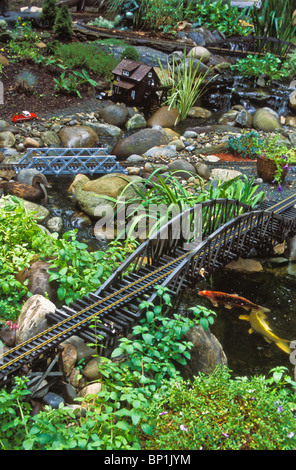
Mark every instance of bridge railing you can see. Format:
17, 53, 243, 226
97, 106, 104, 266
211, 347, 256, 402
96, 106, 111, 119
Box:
95, 198, 252, 295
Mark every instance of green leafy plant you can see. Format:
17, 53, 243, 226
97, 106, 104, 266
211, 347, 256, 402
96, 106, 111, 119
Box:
87, 15, 121, 29
143, 366, 296, 450
231, 53, 289, 83
141, 0, 184, 33
120, 45, 140, 61
0, 197, 138, 320
53, 42, 119, 82
188, 305, 216, 331
184, 0, 252, 37
54, 69, 97, 97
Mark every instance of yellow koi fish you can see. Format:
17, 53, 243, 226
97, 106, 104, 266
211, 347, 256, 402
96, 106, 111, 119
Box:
239, 309, 291, 354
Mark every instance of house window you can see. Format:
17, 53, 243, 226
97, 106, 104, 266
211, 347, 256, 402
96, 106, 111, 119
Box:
122, 70, 130, 76
148, 72, 152, 77
131, 90, 136, 100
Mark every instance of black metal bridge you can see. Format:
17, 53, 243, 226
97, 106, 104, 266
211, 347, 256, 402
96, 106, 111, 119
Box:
1, 195, 296, 388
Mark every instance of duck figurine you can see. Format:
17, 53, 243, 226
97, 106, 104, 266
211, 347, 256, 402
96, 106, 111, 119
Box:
0, 173, 51, 203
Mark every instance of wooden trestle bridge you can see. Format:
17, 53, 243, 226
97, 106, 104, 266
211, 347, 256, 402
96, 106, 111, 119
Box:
1, 195, 296, 390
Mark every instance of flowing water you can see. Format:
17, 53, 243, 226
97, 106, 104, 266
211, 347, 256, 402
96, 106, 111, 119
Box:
176, 259, 296, 377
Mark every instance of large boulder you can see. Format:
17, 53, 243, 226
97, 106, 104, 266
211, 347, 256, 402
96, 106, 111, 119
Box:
147, 106, 181, 128
187, 45, 211, 64
112, 128, 169, 160
16, 295, 55, 344
0, 131, 15, 148
68, 173, 142, 217
58, 125, 98, 148
168, 159, 196, 178
98, 103, 129, 127
253, 108, 282, 132
181, 325, 227, 379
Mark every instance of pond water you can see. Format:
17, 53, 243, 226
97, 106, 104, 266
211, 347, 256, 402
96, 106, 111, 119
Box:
176, 260, 296, 377
45, 175, 106, 252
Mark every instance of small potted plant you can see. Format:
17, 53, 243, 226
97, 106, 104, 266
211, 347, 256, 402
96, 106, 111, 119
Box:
256, 134, 296, 190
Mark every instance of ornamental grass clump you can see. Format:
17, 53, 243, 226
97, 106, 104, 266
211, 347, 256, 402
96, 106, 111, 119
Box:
158, 51, 215, 122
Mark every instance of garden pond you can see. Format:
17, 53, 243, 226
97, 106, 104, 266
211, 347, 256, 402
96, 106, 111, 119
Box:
178, 262, 296, 377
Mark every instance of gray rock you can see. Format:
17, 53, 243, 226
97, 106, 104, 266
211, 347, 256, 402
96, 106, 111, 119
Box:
168, 159, 196, 178
126, 113, 146, 130
46, 216, 63, 233
41, 130, 61, 147
43, 392, 65, 409
58, 125, 98, 148
126, 154, 145, 163
112, 128, 169, 160
82, 121, 123, 138
98, 104, 129, 127
16, 295, 55, 344
0, 131, 15, 148
195, 162, 210, 180
253, 108, 282, 132
181, 325, 227, 379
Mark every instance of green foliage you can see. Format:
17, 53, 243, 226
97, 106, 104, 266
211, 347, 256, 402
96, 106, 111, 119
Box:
40, 0, 57, 28
87, 15, 121, 29
231, 53, 289, 83
184, 0, 252, 37
0, 288, 198, 449
54, 69, 97, 98
143, 366, 296, 450
250, 0, 296, 44
226, 131, 263, 159
141, 0, 184, 33
205, 174, 265, 208
120, 45, 140, 61
0, 197, 137, 320
53, 42, 119, 82
158, 51, 214, 121
7, 19, 42, 62
188, 305, 216, 331
255, 134, 296, 187
53, 5, 73, 40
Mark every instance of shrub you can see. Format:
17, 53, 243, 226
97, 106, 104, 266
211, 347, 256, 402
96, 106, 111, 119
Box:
53, 5, 73, 40
120, 46, 140, 61
40, 0, 57, 28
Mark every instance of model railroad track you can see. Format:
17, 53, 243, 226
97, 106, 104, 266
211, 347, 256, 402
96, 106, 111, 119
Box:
0, 198, 296, 387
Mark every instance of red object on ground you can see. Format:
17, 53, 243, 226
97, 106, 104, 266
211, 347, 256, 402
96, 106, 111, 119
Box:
12, 111, 38, 123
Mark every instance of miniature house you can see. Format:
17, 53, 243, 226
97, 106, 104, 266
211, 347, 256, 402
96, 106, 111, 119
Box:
111, 59, 160, 105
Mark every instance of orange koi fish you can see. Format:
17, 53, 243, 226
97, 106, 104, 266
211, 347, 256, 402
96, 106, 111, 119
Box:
198, 290, 270, 313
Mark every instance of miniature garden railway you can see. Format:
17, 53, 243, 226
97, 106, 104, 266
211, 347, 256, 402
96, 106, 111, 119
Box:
1, 195, 296, 389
